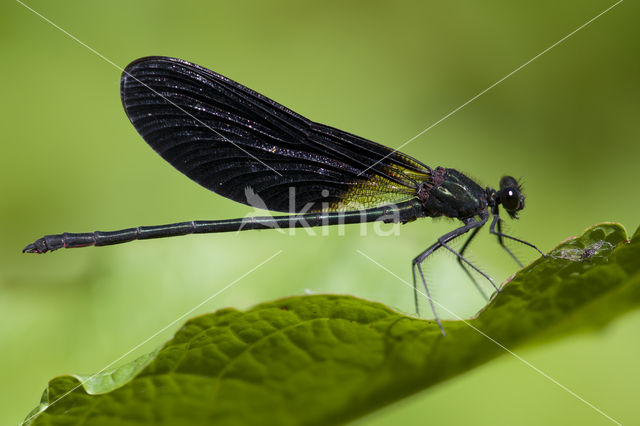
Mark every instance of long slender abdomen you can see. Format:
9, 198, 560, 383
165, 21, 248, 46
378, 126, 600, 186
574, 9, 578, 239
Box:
22, 201, 424, 253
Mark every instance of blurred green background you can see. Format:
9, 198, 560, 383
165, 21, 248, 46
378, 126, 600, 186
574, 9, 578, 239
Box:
2, 0, 638, 424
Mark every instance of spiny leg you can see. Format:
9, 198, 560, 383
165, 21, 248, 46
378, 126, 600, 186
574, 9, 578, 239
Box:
493, 213, 523, 267
412, 264, 421, 317
440, 239, 498, 293
489, 212, 545, 263
455, 227, 490, 301
413, 253, 443, 333
411, 214, 489, 335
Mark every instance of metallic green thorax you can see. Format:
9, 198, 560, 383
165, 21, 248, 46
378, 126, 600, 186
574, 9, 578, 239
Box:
420, 168, 488, 220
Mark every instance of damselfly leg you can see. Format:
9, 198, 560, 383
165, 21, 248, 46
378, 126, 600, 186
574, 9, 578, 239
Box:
412, 212, 496, 335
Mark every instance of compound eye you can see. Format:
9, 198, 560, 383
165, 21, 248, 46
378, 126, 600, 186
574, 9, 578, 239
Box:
501, 189, 520, 211
500, 176, 518, 190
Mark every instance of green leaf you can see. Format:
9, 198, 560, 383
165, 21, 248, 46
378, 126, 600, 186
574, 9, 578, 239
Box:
26, 223, 640, 426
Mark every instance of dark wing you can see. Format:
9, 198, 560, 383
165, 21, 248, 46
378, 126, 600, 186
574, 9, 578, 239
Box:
120, 56, 432, 213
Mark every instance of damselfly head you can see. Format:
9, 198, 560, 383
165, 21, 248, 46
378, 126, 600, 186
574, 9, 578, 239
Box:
498, 176, 525, 219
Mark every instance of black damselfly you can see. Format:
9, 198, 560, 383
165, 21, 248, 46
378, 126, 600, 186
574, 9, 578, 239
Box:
23, 56, 544, 334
